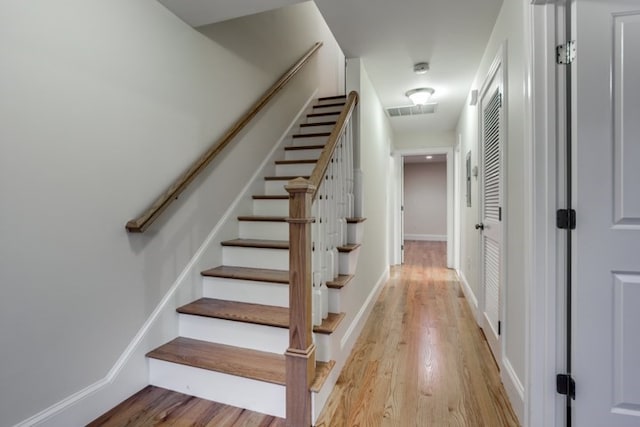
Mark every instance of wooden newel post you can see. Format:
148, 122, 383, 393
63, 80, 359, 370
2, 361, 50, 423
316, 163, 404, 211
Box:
285, 177, 316, 427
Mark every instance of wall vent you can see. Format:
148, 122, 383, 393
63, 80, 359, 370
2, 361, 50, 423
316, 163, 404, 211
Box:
386, 103, 438, 117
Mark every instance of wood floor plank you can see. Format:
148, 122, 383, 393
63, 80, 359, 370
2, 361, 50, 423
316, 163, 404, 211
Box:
315, 241, 520, 427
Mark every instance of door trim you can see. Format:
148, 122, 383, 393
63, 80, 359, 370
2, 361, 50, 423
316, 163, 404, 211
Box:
393, 147, 454, 268
528, 1, 562, 426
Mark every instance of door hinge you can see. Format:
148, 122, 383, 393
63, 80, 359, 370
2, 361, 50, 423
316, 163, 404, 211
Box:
556, 209, 576, 229
498, 321, 502, 336
556, 374, 576, 399
401, 244, 404, 250
498, 206, 502, 221
401, 205, 404, 211
556, 41, 576, 64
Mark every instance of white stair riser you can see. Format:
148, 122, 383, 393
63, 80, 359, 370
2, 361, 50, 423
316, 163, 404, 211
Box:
149, 359, 285, 418
275, 162, 316, 177
312, 107, 343, 115
307, 114, 339, 124
253, 199, 289, 216
239, 221, 288, 240
315, 98, 345, 106
348, 222, 365, 244
179, 314, 288, 354
314, 334, 333, 362
264, 180, 289, 196
299, 124, 334, 134
339, 247, 360, 275
328, 288, 341, 313
202, 277, 289, 307
284, 148, 323, 161
291, 135, 328, 147
223, 246, 288, 270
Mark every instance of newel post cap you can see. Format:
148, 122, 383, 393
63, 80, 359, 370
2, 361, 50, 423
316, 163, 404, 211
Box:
285, 177, 316, 194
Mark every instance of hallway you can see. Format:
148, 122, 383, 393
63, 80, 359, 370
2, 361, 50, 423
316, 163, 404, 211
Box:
315, 241, 519, 426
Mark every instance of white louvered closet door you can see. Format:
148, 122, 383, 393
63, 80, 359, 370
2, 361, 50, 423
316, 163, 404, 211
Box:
478, 57, 504, 362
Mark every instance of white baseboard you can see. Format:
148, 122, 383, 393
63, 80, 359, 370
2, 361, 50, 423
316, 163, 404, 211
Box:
404, 234, 446, 241
14, 90, 319, 427
457, 269, 478, 318
502, 357, 525, 424
340, 267, 389, 352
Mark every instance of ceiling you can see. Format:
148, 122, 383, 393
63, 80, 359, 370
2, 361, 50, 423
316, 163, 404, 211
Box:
158, 0, 503, 135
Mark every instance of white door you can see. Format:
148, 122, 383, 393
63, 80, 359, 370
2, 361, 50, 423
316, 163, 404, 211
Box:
572, 0, 640, 425
478, 54, 505, 361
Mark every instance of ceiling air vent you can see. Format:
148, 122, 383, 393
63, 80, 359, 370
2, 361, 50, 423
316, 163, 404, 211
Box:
386, 103, 438, 118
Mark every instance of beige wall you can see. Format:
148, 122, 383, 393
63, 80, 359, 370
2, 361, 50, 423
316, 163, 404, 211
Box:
403, 162, 447, 239
0, 1, 344, 425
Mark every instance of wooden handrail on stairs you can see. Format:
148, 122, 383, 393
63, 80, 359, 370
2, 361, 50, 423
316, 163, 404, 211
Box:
309, 91, 359, 199
285, 91, 359, 427
125, 42, 323, 233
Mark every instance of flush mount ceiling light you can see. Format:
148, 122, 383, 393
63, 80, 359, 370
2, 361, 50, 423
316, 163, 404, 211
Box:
405, 87, 435, 106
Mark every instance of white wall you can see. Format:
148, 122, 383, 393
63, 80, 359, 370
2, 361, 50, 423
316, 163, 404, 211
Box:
403, 162, 447, 240
0, 1, 344, 425
455, 0, 528, 420
339, 57, 393, 358
394, 130, 455, 150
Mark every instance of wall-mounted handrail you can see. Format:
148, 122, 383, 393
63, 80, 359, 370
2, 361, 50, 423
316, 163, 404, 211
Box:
125, 42, 323, 233
308, 91, 358, 200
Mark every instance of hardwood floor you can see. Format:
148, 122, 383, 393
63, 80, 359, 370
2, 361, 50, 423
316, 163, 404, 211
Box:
87, 386, 285, 427
89, 241, 518, 426
315, 240, 520, 427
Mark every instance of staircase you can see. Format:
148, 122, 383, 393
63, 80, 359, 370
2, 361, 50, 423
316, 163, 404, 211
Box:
108, 94, 365, 425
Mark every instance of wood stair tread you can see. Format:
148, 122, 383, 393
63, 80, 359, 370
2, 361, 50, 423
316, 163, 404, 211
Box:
178, 298, 344, 334
292, 132, 331, 138
326, 274, 354, 289
284, 144, 325, 151
313, 102, 345, 108
300, 121, 337, 127
311, 360, 335, 392
221, 238, 288, 249
237, 215, 287, 222
178, 298, 289, 328
201, 266, 289, 284
346, 217, 367, 223
318, 95, 346, 101
87, 385, 286, 426
307, 112, 340, 118
337, 243, 361, 253
264, 175, 310, 181
147, 337, 336, 389
147, 337, 286, 385
274, 159, 317, 164
252, 195, 289, 200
